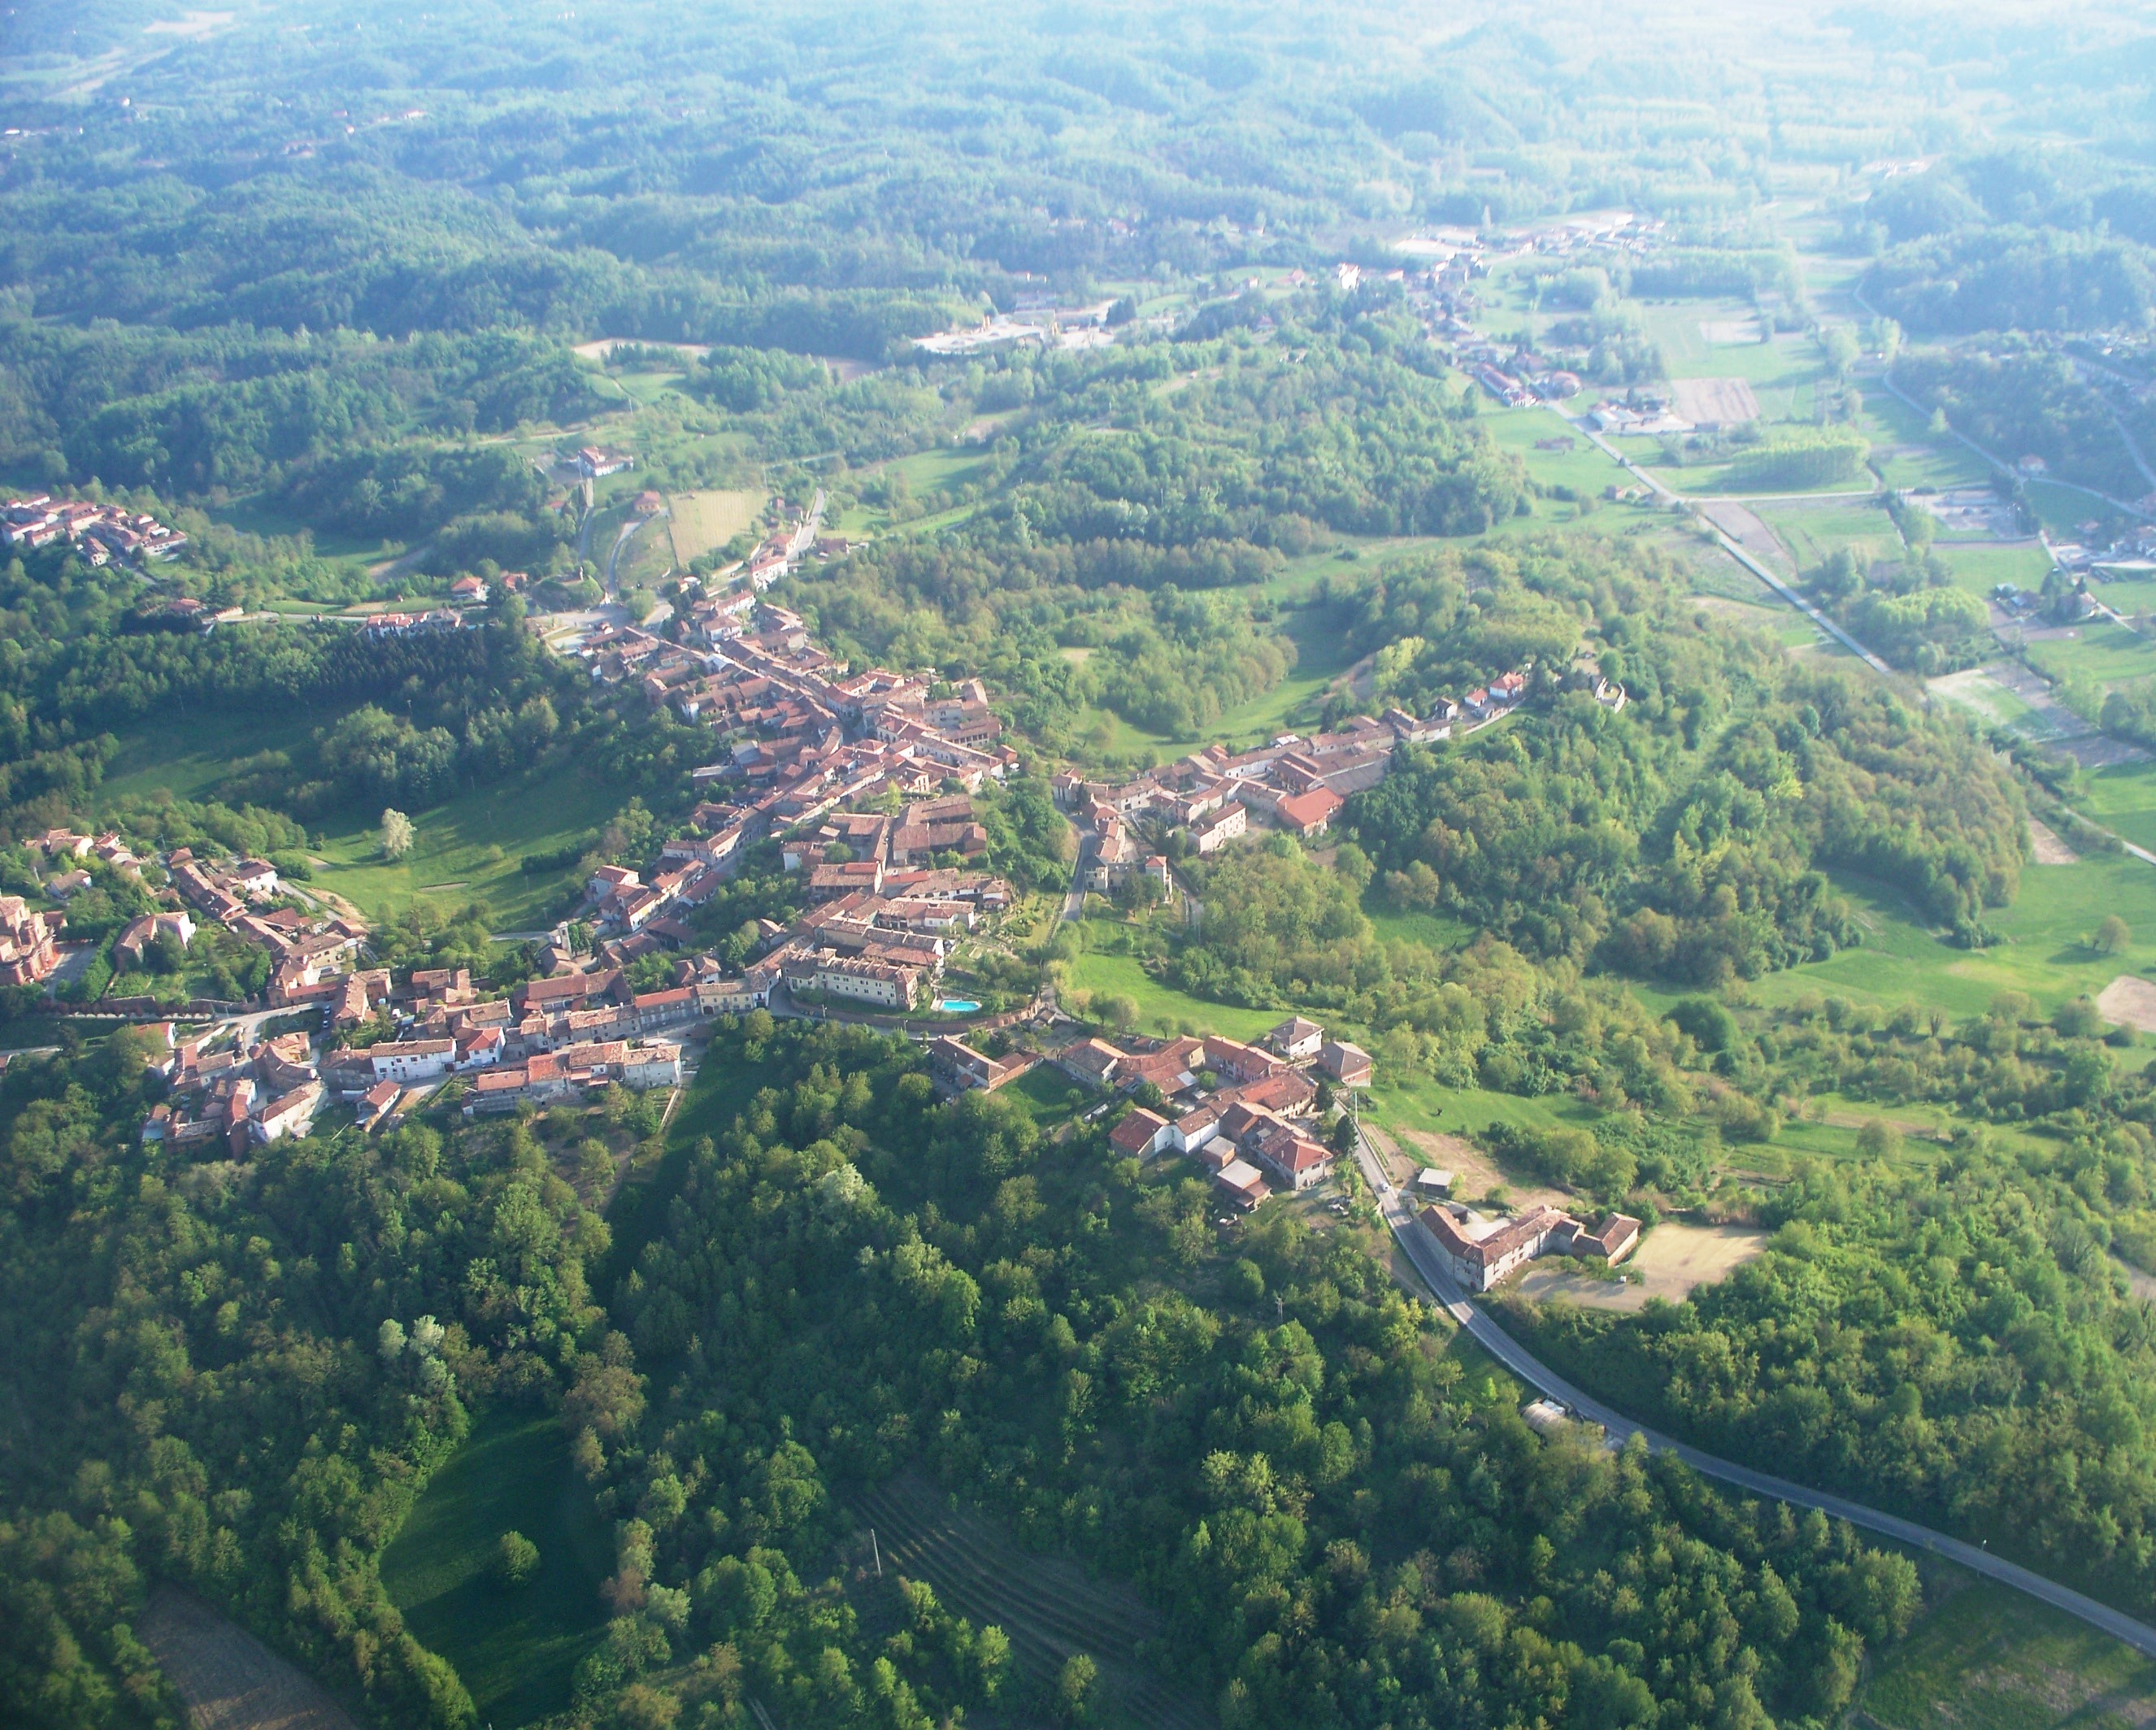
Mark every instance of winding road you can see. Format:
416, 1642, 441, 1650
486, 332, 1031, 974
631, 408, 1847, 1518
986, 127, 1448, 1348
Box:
1349, 1124, 2156, 1660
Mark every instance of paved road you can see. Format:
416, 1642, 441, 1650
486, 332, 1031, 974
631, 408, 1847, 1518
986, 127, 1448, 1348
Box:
1562, 411, 1899, 673
1345, 1124, 2156, 1658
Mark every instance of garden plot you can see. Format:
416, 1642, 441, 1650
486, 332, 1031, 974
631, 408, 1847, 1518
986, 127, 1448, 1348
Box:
1670, 376, 1760, 424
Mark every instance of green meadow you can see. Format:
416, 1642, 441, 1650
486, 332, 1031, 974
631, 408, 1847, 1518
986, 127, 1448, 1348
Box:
1747, 857, 2156, 1024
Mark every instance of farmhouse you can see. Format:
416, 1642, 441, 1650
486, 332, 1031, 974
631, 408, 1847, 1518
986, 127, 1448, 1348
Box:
1418, 1203, 1644, 1292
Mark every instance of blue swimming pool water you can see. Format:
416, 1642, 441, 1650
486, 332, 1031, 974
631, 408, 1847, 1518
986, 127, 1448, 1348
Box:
936, 999, 981, 1013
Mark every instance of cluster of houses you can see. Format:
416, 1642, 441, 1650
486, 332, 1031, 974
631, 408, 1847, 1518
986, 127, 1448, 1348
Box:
137, 957, 692, 1148
141, 1027, 327, 1154
550, 600, 1027, 1006
1052, 692, 1529, 887
2, 496, 188, 564
579, 782, 1013, 1012
934, 1014, 1374, 1212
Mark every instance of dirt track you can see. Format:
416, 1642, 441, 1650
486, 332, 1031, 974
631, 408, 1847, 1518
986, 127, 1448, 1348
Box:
137, 1586, 357, 1730
1506, 1221, 1768, 1313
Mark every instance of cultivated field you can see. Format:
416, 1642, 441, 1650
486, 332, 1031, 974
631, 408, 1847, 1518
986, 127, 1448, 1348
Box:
851, 1471, 1212, 1730
137, 1586, 356, 1730
667, 488, 763, 561
1670, 376, 1760, 424
1506, 1222, 1768, 1312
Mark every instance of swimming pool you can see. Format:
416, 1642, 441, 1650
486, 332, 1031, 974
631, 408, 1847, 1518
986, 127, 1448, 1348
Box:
935, 999, 981, 1013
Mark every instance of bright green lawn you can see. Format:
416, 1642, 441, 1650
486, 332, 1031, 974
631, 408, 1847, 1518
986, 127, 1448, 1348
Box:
2095, 574, 2156, 616
1856, 1576, 2156, 1730
381, 1409, 611, 1728
1004, 1059, 1085, 1129
1746, 859, 2156, 1022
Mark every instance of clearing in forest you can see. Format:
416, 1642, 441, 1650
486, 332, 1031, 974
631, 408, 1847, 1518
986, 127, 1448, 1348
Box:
1669, 377, 1760, 425
667, 488, 763, 561
136, 1585, 356, 1730
1505, 1222, 1768, 1312
850, 1471, 1213, 1730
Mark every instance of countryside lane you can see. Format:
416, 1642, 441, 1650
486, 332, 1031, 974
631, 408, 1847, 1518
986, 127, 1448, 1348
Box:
1350, 1124, 2156, 1660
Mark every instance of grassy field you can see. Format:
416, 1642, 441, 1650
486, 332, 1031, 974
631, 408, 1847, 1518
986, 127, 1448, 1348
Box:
668, 487, 763, 562
98, 714, 285, 806
1203, 602, 1359, 745
1856, 1574, 2156, 1729
1633, 302, 1823, 405
308, 767, 620, 929
1371, 1071, 1601, 1144
381, 1409, 611, 1727
1061, 932, 1280, 1041
1858, 386, 1992, 490
1936, 540, 2054, 600
2026, 621, 2156, 692
2078, 761, 2156, 853
1475, 406, 1633, 496
1745, 858, 2156, 1023
1754, 497, 1897, 569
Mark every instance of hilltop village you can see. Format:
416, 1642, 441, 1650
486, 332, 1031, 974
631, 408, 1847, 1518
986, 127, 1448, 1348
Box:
17, 586, 1582, 1218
